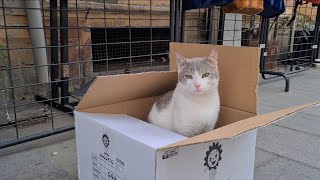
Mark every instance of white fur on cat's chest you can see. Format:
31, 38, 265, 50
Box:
172, 92, 220, 137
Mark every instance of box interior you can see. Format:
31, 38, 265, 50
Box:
75, 42, 320, 148
79, 94, 255, 129
77, 43, 261, 128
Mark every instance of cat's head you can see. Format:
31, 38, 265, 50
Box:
175, 49, 219, 95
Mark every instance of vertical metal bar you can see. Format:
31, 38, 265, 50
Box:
170, 0, 175, 42
217, 9, 225, 45
232, 13, 237, 46
316, 5, 320, 62
259, 18, 268, 71
197, 9, 201, 44
312, 6, 320, 63
174, 0, 181, 42
272, 17, 279, 40
1, 0, 19, 138
150, 0, 153, 66
50, 0, 59, 100
60, 0, 69, 105
206, 8, 213, 44
128, 0, 132, 72
197, 9, 201, 43
76, 0, 84, 94
264, 18, 270, 69
103, 0, 109, 74
278, 17, 285, 73
44, 0, 55, 131
180, 10, 186, 42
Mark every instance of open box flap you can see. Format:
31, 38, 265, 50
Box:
76, 72, 178, 111
170, 43, 260, 114
160, 101, 320, 150
77, 43, 260, 114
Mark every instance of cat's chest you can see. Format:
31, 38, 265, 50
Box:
175, 95, 218, 109
173, 96, 219, 118
173, 104, 218, 130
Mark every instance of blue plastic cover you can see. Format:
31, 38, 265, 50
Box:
258, 0, 286, 18
182, 0, 233, 11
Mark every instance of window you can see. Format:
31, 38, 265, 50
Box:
91, 28, 170, 73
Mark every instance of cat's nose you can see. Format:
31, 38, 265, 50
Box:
194, 84, 201, 90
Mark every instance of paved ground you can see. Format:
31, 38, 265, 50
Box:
255, 68, 320, 180
0, 68, 320, 180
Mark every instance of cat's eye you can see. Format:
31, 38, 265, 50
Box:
202, 73, 210, 78
185, 75, 193, 79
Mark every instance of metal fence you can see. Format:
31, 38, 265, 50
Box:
174, 0, 320, 91
0, 0, 172, 149
0, 0, 319, 149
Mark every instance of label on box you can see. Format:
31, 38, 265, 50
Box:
91, 153, 126, 180
115, 156, 126, 173
162, 148, 179, 160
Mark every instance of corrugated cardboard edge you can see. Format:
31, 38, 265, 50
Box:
75, 71, 178, 111
75, 75, 99, 111
159, 101, 320, 150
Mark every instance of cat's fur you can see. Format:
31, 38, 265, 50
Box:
148, 50, 220, 138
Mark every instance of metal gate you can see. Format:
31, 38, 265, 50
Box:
0, 0, 171, 149
173, 0, 320, 91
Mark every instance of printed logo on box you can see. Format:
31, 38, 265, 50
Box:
102, 133, 110, 149
204, 142, 223, 180
93, 133, 126, 180
162, 148, 179, 159
100, 133, 114, 165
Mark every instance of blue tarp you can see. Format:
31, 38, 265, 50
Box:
258, 0, 285, 18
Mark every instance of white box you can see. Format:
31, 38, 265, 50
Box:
75, 112, 187, 180
76, 112, 258, 180
75, 43, 319, 180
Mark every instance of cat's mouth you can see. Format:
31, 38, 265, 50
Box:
194, 89, 205, 95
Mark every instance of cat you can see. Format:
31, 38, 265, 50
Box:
148, 50, 220, 138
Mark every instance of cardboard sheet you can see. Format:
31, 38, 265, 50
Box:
161, 101, 320, 149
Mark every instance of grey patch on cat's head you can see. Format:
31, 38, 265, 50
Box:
175, 49, 219, 83
155, 90, 173, 112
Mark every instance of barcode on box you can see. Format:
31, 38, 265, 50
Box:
93, 167, 100, 175
115, 156, 125, 167
93, 173, 99, 180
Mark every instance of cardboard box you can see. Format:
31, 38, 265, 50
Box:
75, 43, 319, 180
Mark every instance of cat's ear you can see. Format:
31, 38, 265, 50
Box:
175, 53, 186, 72
206, 48, 218, 66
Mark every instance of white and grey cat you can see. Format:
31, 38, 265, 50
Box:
148, 49, 220, 137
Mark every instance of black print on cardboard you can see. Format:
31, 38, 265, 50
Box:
102, 133, 110, 153
204, 142, 222, 170
162, 148, 179, 159
204, 142, 223, 180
